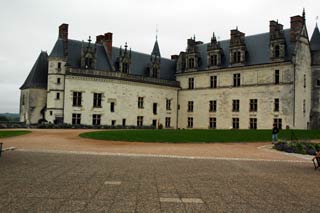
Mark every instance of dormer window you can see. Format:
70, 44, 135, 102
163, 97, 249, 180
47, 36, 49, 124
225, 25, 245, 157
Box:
275, 45, 280, 58
233, 51, 241, 64
152, 67, 158, 78
188, 58, 195, 69
122, 63, 129, 73
210, 55, 218, 66
81, 36, 96, 70
85, 54, 93, 69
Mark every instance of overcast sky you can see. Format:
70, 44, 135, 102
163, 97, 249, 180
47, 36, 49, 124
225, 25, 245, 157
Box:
0, 0, 319, 113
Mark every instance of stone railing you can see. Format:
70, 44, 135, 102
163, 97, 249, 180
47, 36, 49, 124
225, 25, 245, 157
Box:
68, 68, 180, 87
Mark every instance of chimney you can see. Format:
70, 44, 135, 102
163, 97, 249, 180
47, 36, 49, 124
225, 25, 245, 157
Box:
171, 55, 178, 60
58, 23, 68, 57
290, 15, 304, 42
95, 35, 104, 44
58, 23, 68, 41
269, 20, 284, 40
103, 32, 113, 57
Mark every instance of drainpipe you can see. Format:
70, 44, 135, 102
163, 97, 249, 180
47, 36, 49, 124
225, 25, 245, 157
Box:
176, 89, 180, 129
293, 57, 296, 128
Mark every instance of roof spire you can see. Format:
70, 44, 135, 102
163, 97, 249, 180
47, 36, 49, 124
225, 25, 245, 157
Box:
156, 24, 159, 41
303, 8, 306, 23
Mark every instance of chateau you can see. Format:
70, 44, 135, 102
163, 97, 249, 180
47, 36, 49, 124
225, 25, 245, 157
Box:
20, 11, 320, 129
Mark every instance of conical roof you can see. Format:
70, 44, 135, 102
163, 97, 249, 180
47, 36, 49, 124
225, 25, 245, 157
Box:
151, 40, 161, 57
310, 24, 320, 51
20, 51, 48, 90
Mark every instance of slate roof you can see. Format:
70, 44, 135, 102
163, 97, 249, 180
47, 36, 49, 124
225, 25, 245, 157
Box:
20, 51, 48, 90
195, 29, 295, 71
310, 24, 320, 51
50, 39, 176, 80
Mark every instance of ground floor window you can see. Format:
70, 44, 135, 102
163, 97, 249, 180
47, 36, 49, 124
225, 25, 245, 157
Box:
165, 117, 171, 128
137, 116, 143, 127
209, 117, 216, 129
274, 118, 282, 129
122, 119, 126, 126
249, 118, 257, 129
92, 114, 101, 126
72, 113, 81, 125
187, 117, 193, 128
232, 118, 239, 129
112, 120, 116, 126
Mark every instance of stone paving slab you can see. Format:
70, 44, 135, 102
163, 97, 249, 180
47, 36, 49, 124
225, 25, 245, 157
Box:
0, 151, 319, 212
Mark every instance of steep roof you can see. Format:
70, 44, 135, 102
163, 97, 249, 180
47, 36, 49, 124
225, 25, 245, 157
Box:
20, 51, 48, 90
310, 24, 320, 51
195, 29, 295, 70
50, 39, 176, 80
151, 40, 161, 57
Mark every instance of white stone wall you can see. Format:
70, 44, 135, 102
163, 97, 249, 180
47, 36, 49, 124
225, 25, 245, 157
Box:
63, 76, 178, 127
176, 63, 296, 129
293, 36, 312, 129
46, 58, 66, 123
20, 89, 47, 125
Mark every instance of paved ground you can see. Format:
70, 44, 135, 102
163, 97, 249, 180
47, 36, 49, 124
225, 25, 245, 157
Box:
0, 129, 313, 161
0, 151, 319, 212
0, 129, 319, 212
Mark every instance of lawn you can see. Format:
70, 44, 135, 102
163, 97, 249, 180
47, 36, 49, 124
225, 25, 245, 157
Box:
0, 130, 31, 138
79, 129, 320, 143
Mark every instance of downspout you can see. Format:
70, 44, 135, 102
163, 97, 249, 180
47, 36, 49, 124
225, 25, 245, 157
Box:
176, 88, 180, 129
293, 56, 296, 128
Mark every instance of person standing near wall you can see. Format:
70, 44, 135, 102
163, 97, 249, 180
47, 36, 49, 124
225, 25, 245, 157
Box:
272, 124, 279, 144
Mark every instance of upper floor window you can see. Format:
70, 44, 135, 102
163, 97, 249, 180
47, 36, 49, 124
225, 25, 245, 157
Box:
56, 92, 60, 100
153, 103, 157, 115
275, 70, 280, 84
110, 102, 115, 112
188, 78, 194, 89
93, 93, 102, 108
233, 73, 241, 87
233, 51, 241, 63
188, 101, 194, 112
249, 99, 258, 112
274, 98, 280, 112
275, 45, 280, 58
166, 99, 171, 111
232, 99, 240, 112
188, 58, 195, 69
57, 62, 61, 70
72, 92, 82, 107
210, 76, 217, 88
57, 78, 61, 84
138, 97, 144, 108
303, 99, 306, 113
209, 100, 217, 112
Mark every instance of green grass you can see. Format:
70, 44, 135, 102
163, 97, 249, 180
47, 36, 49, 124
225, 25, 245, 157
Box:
0, 130, 31, 138
79, 129, 320, 143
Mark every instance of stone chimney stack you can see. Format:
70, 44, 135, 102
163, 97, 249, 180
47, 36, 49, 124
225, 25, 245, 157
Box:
230, 28, 245, 47
269, 20, 284, 40
104, 32, 113, 57
58, 23, 69, 57
290, 15, 304, 42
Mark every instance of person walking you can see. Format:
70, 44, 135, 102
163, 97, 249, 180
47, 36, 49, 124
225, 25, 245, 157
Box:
272, 124, 279, 144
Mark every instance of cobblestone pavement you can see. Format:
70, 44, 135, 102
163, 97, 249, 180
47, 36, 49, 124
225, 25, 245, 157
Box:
0, 151, 319, 212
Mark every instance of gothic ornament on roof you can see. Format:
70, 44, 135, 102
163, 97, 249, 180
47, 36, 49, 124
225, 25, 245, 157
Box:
81, 36, 97, 69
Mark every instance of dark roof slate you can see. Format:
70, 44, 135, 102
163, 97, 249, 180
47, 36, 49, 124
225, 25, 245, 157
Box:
310, 24, 320, 51
196, 29, 295, 70
20, 51, 48, 90
50, 39, 176, 80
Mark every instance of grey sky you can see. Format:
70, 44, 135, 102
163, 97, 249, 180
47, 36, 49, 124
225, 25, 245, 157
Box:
0, 0, 319, 113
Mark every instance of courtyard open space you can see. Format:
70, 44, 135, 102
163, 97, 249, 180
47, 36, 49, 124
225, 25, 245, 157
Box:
0, 129, 319, 212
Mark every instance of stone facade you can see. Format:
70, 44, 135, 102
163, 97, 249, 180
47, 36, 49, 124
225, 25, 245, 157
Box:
20, 12, 320, 129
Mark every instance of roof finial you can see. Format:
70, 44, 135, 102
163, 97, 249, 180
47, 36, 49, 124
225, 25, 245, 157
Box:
193, 34, 196, 40
316, 16, 319, 28
156, 24, 159, 41
88, 36, 92, 44
236, 26, 238, 30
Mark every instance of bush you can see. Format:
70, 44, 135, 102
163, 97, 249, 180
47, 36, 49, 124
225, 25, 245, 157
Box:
273, 141, 319, 156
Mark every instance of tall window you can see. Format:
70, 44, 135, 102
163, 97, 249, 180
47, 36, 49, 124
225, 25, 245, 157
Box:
233, 73, 241, 87
249, 99, 258, 112
153, 103, 157, 115
233, 51, 241, 63
210, 54, 218, 66
275, 70, 280, 84
137, 116, 143, 127
72, 92, 82, 107
166, 99, 171, 111
188, 58, 195, 68
232, 99, 240, 112
187, 117, 193, 128
274, 98, 279, 112
56, 92, 60, 100
93, 93, 102, 108
57, 78, 61, 84
188, 101, 194, 112
110, 102, 115, 112
72, 113, 81, 125
138, 97, 144, 108
209, 117, 216, 129
57, 62, 61, 70
122, 119, 126, 126
275, 45, 280, 58
273, 118, 282, 129
232, 118, 240, 129
165, 117, 171, 128
188, 78, 194, 89
209, 100, 217, 112
92, 114, 101, 126
210, 76, 217, 88
250, 118, 257, 129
